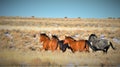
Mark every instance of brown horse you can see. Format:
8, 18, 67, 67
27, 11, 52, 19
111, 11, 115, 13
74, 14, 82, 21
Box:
49, 35, 59, 51
40, 33, 58, 52
40, 33, 50, 51
64, 36, 89, 53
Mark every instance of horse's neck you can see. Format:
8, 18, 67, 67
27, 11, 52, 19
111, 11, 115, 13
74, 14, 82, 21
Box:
68, 39, 75, 44
51, 38, 58, 42
43, 37, 50, 42
91, 37, 98, 42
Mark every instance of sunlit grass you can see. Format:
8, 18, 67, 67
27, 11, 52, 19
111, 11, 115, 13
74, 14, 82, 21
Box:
0, 17, 120, 66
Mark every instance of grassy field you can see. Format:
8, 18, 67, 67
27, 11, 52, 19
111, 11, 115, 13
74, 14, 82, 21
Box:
0, 17, 120, 67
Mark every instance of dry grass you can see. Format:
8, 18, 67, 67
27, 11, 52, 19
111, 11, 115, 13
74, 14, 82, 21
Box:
0, 17, 120, 66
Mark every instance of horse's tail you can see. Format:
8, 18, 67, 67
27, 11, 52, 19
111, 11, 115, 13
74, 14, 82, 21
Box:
85, 40, 96, 51
109, 41, 116, 50
85, 40, 92, 48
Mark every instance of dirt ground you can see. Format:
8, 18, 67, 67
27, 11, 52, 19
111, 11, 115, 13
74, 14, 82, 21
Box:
0, 17, 120, 67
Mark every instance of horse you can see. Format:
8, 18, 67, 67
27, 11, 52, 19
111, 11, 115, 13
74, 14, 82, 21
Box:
40, 33, 59, 52
63, 36, 90, 53
88, 34, 116, 53
40, 33, 50, 51
58, 40, 72, 52
48, 35, 59, 52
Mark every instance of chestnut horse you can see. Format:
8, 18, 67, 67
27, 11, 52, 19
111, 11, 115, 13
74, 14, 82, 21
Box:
64, 36, 90, 53
49, 35, 59, 51
40, 33, 58, 52
40, 33, 50, 51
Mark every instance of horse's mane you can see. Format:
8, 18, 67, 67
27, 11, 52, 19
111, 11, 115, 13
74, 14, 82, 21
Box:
90, 34, 97, 37
52, 35, 59, 40
40, 33, 50, 39
89, 34, 97, 40
65, 36, 76, 41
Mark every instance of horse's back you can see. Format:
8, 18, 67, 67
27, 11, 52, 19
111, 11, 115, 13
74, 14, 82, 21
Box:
70, 40, 87, 51
96, 39, 109, 49
78, 40, 86, 47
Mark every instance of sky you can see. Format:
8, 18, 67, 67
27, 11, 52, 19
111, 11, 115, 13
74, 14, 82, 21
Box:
0, 0, 120, 18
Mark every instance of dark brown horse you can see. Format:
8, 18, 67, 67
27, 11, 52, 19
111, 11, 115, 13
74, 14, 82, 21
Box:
64, 36, 90, 53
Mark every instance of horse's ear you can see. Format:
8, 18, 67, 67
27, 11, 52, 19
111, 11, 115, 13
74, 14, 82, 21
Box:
65, 35, 67, 38
65, 34, 69, 37
52, 35, 53, 36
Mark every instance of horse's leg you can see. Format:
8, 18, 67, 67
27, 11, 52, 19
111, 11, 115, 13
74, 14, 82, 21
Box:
103, 49, 106, 54
52, 44, 56, 52
48, 41, 52, 51
72, 50, 75, 53
61, 45, 65, 52
62, 48, 66, 52
68, 46, 73, 53
61, 46, 66, 52
71, 47, 75, 53
50, 43, 54, 52
77, 42, 82, 52
51, 42, 57, 52
49, 43, 53, 52
92, 46, 98, 52
104, 45, 110, 54
41, 43, 47, 51
92, 47, 98, 53
57, 45, 60, 52
110, 42, 116, 50
85, 42, 90, 52
105, 46, 110, 53
54, 43, 57, 52
85, 49, 89, 52
44, 44, 48, 51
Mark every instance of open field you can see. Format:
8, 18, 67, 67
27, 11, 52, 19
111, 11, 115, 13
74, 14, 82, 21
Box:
0, 17, 120, 67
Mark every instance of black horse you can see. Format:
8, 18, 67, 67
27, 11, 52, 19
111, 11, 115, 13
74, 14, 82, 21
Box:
52, 35, 72, 52
88, 34, 116, 53
58, 40, 72, 52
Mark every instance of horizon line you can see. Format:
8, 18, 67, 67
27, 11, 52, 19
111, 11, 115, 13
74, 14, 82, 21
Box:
0, 16, 120, 19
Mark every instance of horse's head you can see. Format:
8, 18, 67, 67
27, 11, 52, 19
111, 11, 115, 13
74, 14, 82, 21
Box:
52, 35, 59, 40
40, 33, 50, 42
64, 36, 75, 44
88, 34, 98, 42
